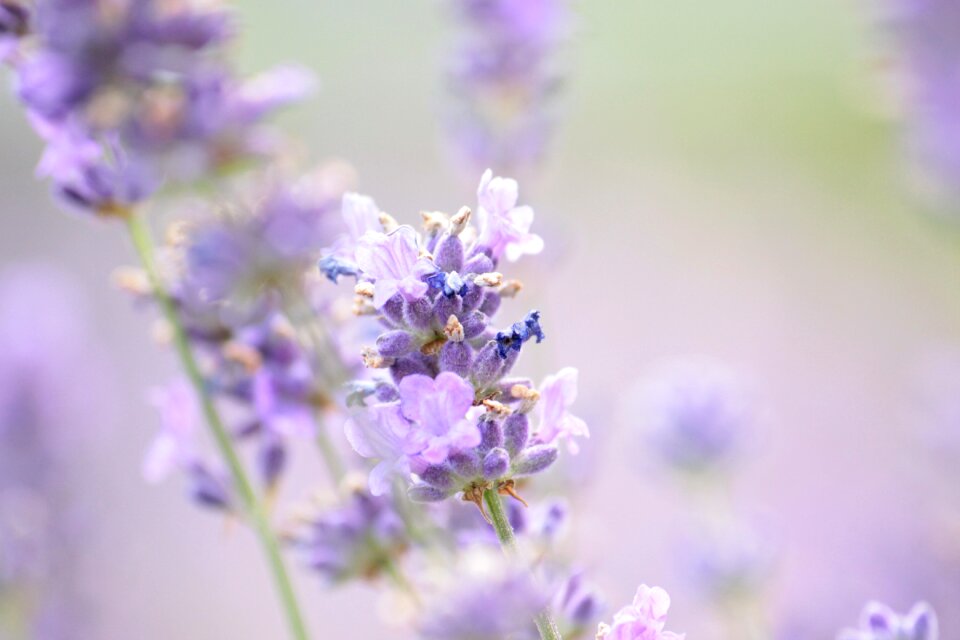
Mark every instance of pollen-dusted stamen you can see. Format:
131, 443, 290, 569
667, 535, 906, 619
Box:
474, 272, 503, 287
111, 266, 151, 296
378, 211, 399, 233
482, 399, 512, 416
352, 297, 376, 316
499, 279, 523, 298
510, 384, 540, 412
361, 346, 394, 369
444, 315, 465, 342
497, 479, 528, 508
461, 482, 492, 523
450, 206, 472, 236
421, 210, 449, 233
222, 340, 263, 372
354, 281, 375, 298
420, 336, 447, 356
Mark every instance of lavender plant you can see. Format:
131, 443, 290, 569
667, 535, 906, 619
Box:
838, 601, 938, 640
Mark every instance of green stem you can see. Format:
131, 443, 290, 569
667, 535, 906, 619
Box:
126, 214, 310, 640
483, 489, 563, 640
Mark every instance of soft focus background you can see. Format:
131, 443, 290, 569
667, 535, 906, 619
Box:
2, 1, 960, 638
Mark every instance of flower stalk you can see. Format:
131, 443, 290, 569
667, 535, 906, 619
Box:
482, 488, 562, 640
126, 213, 311, 640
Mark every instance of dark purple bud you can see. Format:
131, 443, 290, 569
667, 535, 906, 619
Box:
408, 484, 452, 502
461, 282, 484, 311
542, 501, 568, 539
448, 451, 481, 478
471, 341, 503, 386
464, 252, 494, 275
381, 293, 406, 326
439, 341, 472, 377
390, 353, 435, 384
483, 448, 510, 479
507, 500, 527, 532
376, 330, 414, 358
188, 463, 232, 511
434, 234, 465, 272
403, 297, 434, 330
503, 413, 530, 456
434, 294, 463, 324
461, 311, 488, 340
421, 464, 456, 490
479, 291, 501, 316
258, 437, 286, 487
512, 445, 558, 476
479, 417, 504, 452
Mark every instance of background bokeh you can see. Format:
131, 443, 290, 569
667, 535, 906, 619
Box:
2, 1, 959, 637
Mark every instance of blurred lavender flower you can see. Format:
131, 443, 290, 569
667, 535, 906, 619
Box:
4, 0, 313, 215
291, 480, 406, 585
329, 171, 586, 510
889, 0, 960, 211
551, 571, 603, 638
0, 265, 109, 638
838, 601, 938, 640
418, 547, 548, 640
444, 0, 570, 175
596, 585, 685, 640
679, 521, 773, 601
627, 358, 751, 473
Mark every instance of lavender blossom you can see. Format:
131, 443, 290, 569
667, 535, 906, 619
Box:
890, 0, 960, 211
596, 585, 685, 640
628, 359, 751, 473
328, 172, 586, 506
838, 601, 938, 640
0, 266, 107, 638
418, 548, 548, 640
293, 481, 406, 585
445, 0, 570, 175
4, 0, 312, 215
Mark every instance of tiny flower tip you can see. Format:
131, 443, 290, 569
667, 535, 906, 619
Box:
421, 210, 449, 232
379, 211, 399, 233
444, 315, 465, 342
222, 341, 263, 373
450, 206, 472, 235
361, 346, 394, 369
354, 281, 375, 298
499, 279, 523, 298
474, 272, 503, 287
482, 399, 512, 416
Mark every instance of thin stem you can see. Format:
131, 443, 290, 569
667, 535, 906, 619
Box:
482, 489, 563, 640
126, 214, 310, 640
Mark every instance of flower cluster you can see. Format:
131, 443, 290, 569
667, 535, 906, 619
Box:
838, 601, 938, 640
445, 0, 569, 174
326, 170, 586, 514
596, 585, 684, 640
3, 0, 311, 215
290, 479, 407, 585
128, 171, 351, 497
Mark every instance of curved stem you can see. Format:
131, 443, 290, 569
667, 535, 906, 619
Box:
126, 214, 310, 640
483, 489, 563, 640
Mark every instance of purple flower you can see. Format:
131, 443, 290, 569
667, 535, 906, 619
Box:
294, 483, 406, 585
398, 372, 483, 464
143, 379, 200, 484
629, 358, 750, 472
838, 601, 938, 640
345, 402, 424, 495
476, 169, 544, 261
320, 192, 383, 282
355, 226, 433, 307
418, 548, 548, 640
536, 366, 588, 453
597, 585, 685, 640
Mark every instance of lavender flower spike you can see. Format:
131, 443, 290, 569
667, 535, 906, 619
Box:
838, 601, 938, 640
596, 585, 685, 640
